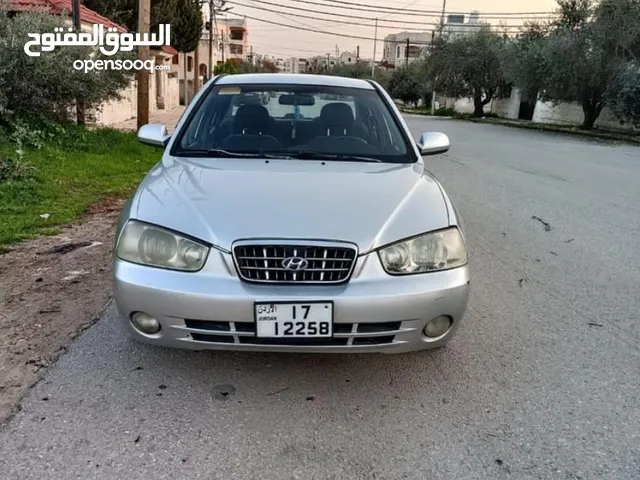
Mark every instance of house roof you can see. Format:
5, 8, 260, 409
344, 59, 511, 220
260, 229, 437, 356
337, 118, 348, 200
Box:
7, 0, 178, 55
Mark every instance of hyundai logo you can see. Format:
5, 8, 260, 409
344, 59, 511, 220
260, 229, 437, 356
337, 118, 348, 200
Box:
282, 256, 309, 271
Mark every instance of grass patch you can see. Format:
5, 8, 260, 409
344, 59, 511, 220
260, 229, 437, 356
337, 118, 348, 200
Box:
0, 126, 161, 246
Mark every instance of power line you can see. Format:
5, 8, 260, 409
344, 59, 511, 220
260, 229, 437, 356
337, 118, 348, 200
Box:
244, 0, 338, 31
232, 0, 545, 28
276, 0, 556, 17
229, 11, 406, 42
231, 11, 542, 44
251, 42, 335, 54
229, 0, 437, 30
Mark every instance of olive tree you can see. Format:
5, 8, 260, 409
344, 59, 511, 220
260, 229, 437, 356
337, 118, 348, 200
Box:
0, 11, 132, 125
503, 23, 547, 107
429, 27, 508, 117
532, 0, 640, 129
607, 61, 640, 127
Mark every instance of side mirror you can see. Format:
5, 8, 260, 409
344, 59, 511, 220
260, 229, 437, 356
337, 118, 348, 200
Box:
138, 123, 171, 148
417, 132, 450, 156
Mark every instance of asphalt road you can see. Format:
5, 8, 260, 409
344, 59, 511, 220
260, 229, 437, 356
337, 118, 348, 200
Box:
1, 118, 639, 480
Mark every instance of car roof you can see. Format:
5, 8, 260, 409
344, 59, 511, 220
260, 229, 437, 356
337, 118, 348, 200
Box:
215, 73, 376, 90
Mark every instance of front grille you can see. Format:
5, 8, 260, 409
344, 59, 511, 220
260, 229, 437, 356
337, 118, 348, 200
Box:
233, 242, 357, 284
183, 320, 401, 347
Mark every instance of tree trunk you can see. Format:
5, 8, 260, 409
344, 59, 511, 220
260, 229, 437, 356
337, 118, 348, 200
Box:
581, 99, 604, 130
473, 95, 484, 117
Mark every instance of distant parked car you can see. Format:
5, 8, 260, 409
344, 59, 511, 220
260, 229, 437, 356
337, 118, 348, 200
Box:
113, 73, 470, 354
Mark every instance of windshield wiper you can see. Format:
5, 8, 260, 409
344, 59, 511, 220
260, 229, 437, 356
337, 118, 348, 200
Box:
288, 151, 382, 163
178, 149, 291, 159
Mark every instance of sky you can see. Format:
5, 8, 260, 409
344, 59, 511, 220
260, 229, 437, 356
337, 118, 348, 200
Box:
222, 0, 560, 60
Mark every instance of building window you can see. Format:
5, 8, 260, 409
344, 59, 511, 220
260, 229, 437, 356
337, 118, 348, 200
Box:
187, 56, 193, 72
408, 45, 421, 57
230, 44, 243, 55
396, 45, 401, 57
229, 29, 244, 40
172, 54, 179, 65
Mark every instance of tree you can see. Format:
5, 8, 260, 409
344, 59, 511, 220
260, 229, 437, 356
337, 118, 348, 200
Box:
537, 24, 612, 128
429, 27, 507, 117
171, 0, 203, 54
214, 60, 238, 75
553, 0, 593, 29
592, 0, 640, 62
503, 23, 547, 106
533, 0, 640, 129
387, 64, 424, 107
326, 62, 373, 79
83, 0, 177, 35
607, 61, 640, 127
0, 11, 132, 124
260, 59, 279, 73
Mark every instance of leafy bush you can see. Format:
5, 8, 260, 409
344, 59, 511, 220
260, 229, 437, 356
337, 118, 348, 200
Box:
0, 156, 36, 183
0, 11, 133, 125
433, 107, 456, 116
388, 62, 430, 108
607, 61, 640, 128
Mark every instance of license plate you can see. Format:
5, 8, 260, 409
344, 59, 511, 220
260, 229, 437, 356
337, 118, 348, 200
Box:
254, 302, 333, 338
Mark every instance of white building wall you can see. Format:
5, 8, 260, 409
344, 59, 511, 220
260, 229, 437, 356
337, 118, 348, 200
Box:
441, 88, 520, 119
532, 102, 633, 130
94, 71, 180, 126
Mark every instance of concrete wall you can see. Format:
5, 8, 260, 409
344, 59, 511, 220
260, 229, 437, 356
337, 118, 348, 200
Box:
94, 70, 180, 127
94, 82, 137, 126
442, 88, 634, 130
532, 101, 633, 130
441, 88, 521, 119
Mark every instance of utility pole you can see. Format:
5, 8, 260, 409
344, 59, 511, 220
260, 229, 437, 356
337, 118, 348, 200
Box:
72, 0, 84, 125
371, 18, 378, 79
194, 39, 200, 92
431, 0, 447, 114
137, 0, 151, 128
208, 0, 214, 79
356, 45, 360, 62
405, 37, 409, 66
220, 31, 226, 63
207, 0, 232, 78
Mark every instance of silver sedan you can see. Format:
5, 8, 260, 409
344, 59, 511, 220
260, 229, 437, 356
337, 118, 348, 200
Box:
113, 73, 470, 353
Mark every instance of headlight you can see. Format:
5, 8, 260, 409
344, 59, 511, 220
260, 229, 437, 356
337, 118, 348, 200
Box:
116, 220, 209, 271
378, 227, 467, 274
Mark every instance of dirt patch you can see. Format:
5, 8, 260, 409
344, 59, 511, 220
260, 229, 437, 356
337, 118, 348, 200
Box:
0, 198, 124, 423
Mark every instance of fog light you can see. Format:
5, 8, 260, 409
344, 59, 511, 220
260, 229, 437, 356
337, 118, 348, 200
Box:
131, 312, 161, 334
423, 316, 452, 338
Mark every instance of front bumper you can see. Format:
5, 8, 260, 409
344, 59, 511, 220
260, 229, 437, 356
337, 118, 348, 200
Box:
113, 248, 470, 354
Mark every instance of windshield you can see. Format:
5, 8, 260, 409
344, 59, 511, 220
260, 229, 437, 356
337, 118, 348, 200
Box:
173, 83, 415, 163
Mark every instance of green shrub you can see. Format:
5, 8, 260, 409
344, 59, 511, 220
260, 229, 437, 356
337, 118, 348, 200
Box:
433, 107, 456, 116
0, 156, 36, 183
0, 10, 133, 125
608, 62, 640, 128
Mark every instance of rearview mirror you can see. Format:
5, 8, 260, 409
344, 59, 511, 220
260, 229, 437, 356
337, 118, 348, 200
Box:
279, 94, 315, 106
138, 123, 170, 149
417, 132, 450, 156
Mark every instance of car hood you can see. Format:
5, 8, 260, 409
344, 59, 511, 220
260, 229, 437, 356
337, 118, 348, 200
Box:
131, 156, 450, 253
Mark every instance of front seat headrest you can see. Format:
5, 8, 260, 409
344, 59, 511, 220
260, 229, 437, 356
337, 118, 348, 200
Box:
234, 104, 271, 134
319, 103, 355, 133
